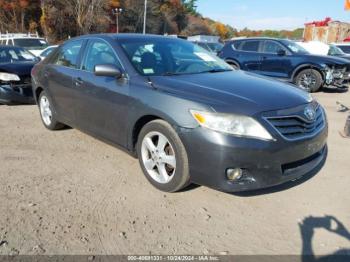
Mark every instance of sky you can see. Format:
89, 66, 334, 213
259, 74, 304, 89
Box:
196, 0, 350, 31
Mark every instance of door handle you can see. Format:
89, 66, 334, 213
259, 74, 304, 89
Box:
74, 77, 84, 86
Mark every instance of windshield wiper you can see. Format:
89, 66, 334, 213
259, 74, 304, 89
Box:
162, 72, 182, 76
199, 69, 233, 74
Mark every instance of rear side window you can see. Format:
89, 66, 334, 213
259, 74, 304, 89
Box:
241, 41, 260, 52
53, 40, 83, 69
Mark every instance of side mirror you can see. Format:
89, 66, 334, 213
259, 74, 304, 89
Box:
277, 49, 286, 56
94, 64, 122, 78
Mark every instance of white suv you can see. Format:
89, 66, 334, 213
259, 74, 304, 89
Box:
0, 32, 48, 56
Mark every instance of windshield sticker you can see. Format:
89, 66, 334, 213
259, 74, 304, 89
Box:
143, 68, 154, 74
40, 40, 47, 44
194, 52, 216, 62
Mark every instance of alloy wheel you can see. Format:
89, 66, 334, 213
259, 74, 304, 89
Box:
141, 131, 177, 184
40, 95, 52, 126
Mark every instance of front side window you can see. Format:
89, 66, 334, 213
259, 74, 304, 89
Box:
120, 38, 232, 76
82, 40, 121, 72
0, 47, 37, 63
262, 41, 286, 54
241, 41, 260, 52
328, 45, 344, 56
54, 40, 83, 69
281, 40, 309, 54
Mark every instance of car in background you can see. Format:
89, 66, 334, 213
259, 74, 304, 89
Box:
39, 45, 58, 60
297, 41, 350, 61
31, 34, 327, 193
0, 33, 49, 56
333, 43, 350, 54
219, 37, 350, 92
0, 45, 38, 104
193, 41, 224, 55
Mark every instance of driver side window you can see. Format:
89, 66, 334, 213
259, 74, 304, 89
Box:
82, 40, 121, 72
262, 41, 286, 54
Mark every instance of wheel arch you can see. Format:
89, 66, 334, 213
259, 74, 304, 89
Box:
225, 58, 241, 68
292, 64, 325, 82
130, 115, 164, 154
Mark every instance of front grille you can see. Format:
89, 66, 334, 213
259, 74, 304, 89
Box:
266, 105, 325, 140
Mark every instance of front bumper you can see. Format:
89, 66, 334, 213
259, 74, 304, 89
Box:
178, 113, 328, 193
0, 83, 35, 104
324, 67, 349, 88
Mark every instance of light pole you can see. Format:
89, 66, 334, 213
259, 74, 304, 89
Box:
113, 7, 123, 33
143, 0, 147, 34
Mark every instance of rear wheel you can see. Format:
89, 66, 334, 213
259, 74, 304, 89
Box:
39, 91, 65, 130
295, 69, 323, 92
136, 120, 190, 192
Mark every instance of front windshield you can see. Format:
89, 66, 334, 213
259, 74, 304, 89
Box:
0, 47, 37, 63
120, 38, 232, 76
13, 38, 48, 50
329, 45, 345, 55
282, 40, 310, 54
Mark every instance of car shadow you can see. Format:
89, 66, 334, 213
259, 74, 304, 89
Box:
299, 215, 350, 262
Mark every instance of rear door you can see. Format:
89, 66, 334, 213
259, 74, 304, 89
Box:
72, 39, 129, 146
236, 40, 263, 73
259, 40, 291, 79
44, 39, 85, 124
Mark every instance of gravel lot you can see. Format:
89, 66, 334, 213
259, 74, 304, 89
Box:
0, 87, 349, 256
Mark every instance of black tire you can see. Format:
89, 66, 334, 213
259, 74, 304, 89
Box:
136, 119, 190, 192
38, 91, 65, 130
227, 61, 240, 70
295, 69, 323, 93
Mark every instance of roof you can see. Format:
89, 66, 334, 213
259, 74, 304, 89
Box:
74, 33, 175, 41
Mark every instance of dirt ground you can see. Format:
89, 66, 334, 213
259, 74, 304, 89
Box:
0, 87, 350, 257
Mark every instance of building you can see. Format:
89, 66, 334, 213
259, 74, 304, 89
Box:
304, 17, 350, 43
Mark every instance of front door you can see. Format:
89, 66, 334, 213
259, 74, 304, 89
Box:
73, 39, 129, 146
259, 40, 291, 79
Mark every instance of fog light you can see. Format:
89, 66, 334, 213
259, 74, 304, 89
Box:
226, 168, 243, 181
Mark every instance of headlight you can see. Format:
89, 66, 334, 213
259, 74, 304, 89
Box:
0, 72, 20, 82
190, 110, 274, 141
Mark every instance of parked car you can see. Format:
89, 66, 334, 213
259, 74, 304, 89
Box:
31, 34, 328, 193
39, 45, 58, 60
0, 45, 38, 104
334, 43, 350, 54
193, 41, 224, 55
297, 41, 350, 60
219, 37, 350, 92
0, 33, 49, 56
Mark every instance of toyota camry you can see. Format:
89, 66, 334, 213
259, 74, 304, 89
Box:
31, 34, 328, 192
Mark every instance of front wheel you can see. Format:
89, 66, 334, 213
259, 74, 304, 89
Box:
136, 120, 190, 192
295, 69, 323, 93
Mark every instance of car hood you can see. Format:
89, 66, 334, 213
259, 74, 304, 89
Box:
0, 61, 37, 77
150, 70, 312, 116
302, 54, 350, 65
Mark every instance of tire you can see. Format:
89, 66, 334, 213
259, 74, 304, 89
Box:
136, 119, 190, 192
38, 91, 65, 130
227, 61, 240, 70
295, 69, 323, 93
